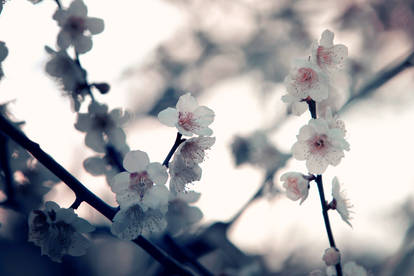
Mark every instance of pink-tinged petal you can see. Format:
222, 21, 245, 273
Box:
193, 127, 213, 136
176, 93, 198, 112
325, 149, 344, 166
331, 44, 348, 65
193, 106, 215, 126
116, 191, 140, 208
176, 124, 194, 136
123, 150, 150, 173
292, 141, 309, 160
141, 184, 169, 212
297, 125, 315, 141
57, 31, 71, 50
111, 205, 144, 240
73, 35, 92, 54
306, 154, 329, 174
141, 209, 167, 236
147, 162, 168, 185
320, 29, 334, 47
68, 0, 88, 17
158, 107, 178, 127
291, 101, 308, 116
86, 17, 104, 34
110, 171, 130, 193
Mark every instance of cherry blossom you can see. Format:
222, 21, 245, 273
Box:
292, 118, 350, 174
158, 93, 215, 136
331, 177, 353, 227
28, 201, 95, 262
110, 150, 169, 211
280, 172, 310, 204
322, 247, 341, 266
111, 204, 167, 240
281, 93, 308, 116
283, 59, 330, 103
53, 0, 104, 54
176, 136, 215, 166
326, 261, 367, 276
0, 41, 8, 80
168, 153, 202, 193
312, 30, 348, 72
75, 101, 130, 154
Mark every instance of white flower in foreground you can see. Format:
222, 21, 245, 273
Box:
322, 247, 341, 266
280, 172, 310, 204
283, 59, 330, 103
326, 261, 367, 276
292, 118, 349, 174
0, 41, 8, 80
111, 204, 167, 240
53, 0, 104, 54
169, 154, 202, 193
110, 150, 169, 212
177, 136, 215, 166
312, 30, 348, 72
158, 93, 215, 136
331, 177, 353, 227
75, 101, 130, 154
28, 201, 95, 262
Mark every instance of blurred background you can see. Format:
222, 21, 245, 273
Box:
1, 0, 414, 275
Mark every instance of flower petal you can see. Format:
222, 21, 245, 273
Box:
86, 17, 104, 35
147, 162, 168, 185
158, 107, 178, 127
123, 150, 149, 173
176, 93, 198, 112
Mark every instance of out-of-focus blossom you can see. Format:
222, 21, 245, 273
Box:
45, 46, 86, 111
111, 204, 167, 240
53, 0, 104, 54
331, 177, 353, 227
326, 261, 367, 276
75, 101, 130, 154
292, 118, 349, 174
0, 41, 8, 80
280, 172, 309, 204
312, 30, 348, 72
169, 153, 202, 193
28, 201, 95, 262
158, 93, 215, 136
317, 86, 343, 118
166, 191, 203, 235
283, 59, 330, 104
322, 247, 341, 266
176, 136, 215, 166
110, 150, 169, 212
324, 108, 346, 136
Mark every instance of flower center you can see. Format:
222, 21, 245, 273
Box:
309, 134, 328, 154
129, 172, 153, 199
178, 112, 198, 131
297, 67, 318, 87
64, 16, 87, 37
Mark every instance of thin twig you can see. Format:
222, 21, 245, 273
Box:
0, 131, 15, 204
162, 132, 185, 168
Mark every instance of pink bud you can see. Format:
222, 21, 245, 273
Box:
322, 247, 340, 266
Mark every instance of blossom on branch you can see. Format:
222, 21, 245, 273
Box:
176, 136, 215, 166
158, 93, 215, 136
330, 177, 353, 227
53, 0, 104, 54
0, 41, 8, 80
28, 201, 95, 262
280, 172, 310, 204
169, 153, 202, 193
292, 118, 349, 174
312, 30, 348, 72
322, 247, 341, 266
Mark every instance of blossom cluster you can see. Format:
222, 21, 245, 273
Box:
280, 30, 365, 274
108, 93, 215, 240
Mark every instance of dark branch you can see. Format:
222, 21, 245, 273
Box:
162, 132, 185, 168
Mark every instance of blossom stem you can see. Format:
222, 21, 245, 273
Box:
106, 145, 124, 172
162, 132, 185, 168
0, 114, 195, 276
54, 0, 62, 9
70, 197, 83, 209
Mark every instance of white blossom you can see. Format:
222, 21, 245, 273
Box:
292, 118, 349, 174
177, 136, 215, 166
331, 177, 353, 227
75, 101, 130, 154
169, 153, 202, 193
280, 172, 309, 204
158, 93, 215, 136
53, 0, 104, 54
111, 204, 167, 240
28, 201, 95, 262
283, 59, 330, 103
281, 94, 308, 116
322, 247, 341, 266
110, 150, 169, 212
312, 30, 348, 72
326, 261, 367, 276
